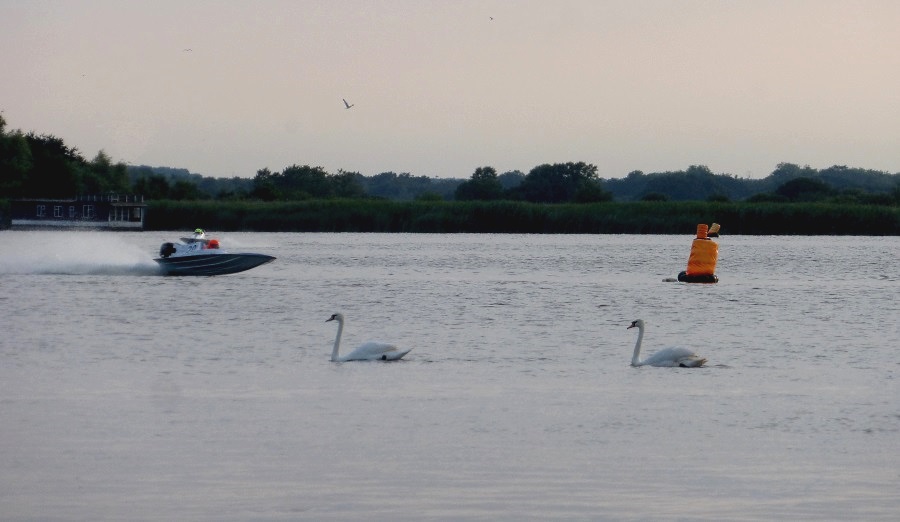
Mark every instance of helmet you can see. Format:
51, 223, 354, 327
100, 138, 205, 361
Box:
194, 228, 204, 234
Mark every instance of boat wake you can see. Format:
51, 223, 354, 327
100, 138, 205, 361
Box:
0, 231, 163, 276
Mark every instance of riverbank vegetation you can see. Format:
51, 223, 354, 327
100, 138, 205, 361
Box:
2, 115, 899, 234
144, 199, 900, 235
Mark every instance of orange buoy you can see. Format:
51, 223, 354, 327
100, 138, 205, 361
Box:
677, 224, 719, 283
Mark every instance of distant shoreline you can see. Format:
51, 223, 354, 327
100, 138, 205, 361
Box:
133, 199, 899, 235
3, 198, 898, 235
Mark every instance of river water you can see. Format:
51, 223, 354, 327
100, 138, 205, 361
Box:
1, 231, 898, 520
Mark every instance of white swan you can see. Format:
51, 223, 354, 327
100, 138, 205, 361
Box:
627, 319, 707, 368
326, 313, 410, 362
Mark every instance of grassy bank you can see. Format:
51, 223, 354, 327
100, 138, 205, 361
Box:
144, 200, 900, 235
0, 199, 8, 228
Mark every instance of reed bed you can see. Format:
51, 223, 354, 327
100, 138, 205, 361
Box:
138, 199, 900, 235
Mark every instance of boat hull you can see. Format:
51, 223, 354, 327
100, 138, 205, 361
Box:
155, 253, 275, 276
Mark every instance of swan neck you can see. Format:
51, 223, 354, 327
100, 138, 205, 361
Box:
631, 324, 644, 366
331, 318, 344, 362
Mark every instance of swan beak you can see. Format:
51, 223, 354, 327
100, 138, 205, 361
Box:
627, 324, 635, 329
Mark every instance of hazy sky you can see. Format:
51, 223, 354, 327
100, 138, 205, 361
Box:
2, 0, 899, 180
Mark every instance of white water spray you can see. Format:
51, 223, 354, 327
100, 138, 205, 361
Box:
0, 231, 162, 275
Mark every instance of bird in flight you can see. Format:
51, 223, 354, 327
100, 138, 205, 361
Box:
343, 98, 354, 109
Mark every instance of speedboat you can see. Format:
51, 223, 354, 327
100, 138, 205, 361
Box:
155, 234, 275, 276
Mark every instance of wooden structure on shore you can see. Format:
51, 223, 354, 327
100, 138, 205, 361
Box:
10, 194, 147, 230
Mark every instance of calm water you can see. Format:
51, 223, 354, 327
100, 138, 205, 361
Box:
1, 231, 898, 521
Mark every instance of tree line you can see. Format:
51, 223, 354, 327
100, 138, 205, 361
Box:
0, 117, 130, 198
142, 199, 900, 235
2, 115, 899, 206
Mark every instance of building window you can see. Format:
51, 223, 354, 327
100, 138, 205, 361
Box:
54, 205, 63, 217
83, 205, 95, 219
36, 205, 46, 217
69, 206, 76, 218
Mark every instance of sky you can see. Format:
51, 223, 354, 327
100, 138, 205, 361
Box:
2, 0, 899, 180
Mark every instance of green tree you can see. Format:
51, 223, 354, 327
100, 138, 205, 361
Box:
455, 166, 503, 201
361, 171, 446, 200
133, 174, 171, 200
332, 170, 367, 198
279, 164, 331, 199
0, 114, 33, 198
641, 192, 669, 202
573, 179, 613, 203
776, 177, 833, 202
639, 165, 729, 201
764, 163, 818, 192
251, 168, 279, 200
23, 133, 85, 197
170, 179, 202, 200
770, 162, 815, 181
518, 162, 602, 203
497, 170, 525, 190
84, 150, 130, 194
416, 191, 444, 201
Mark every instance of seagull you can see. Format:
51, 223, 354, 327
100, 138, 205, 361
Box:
342, 98, 354, 109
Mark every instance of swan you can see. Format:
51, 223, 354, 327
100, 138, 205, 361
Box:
627, 319, 707, 368
326, 313, 410, 362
